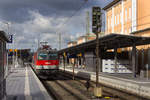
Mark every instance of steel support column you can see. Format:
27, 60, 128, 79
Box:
114, 48, 118, 73
132, 44, 136, 78
72, 58, 76, 80
99, 49, 102, 72
63, 56, 65, 71
96, 33, 99, 87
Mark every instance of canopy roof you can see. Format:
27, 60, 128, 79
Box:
0, 31, 9, 42
58, 33, 150, 54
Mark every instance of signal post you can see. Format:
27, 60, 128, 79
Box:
92, 7, 102, 97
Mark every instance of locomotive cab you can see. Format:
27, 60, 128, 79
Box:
32, 45, 59, 76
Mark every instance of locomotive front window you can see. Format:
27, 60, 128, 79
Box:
38, 53, 48, 60
48, 53, 58, 60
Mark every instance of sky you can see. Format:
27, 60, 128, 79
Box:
0, 0, 112, 50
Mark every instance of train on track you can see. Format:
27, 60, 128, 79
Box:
32, 44, 59, 76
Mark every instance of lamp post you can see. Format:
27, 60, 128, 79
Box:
12, 33, 16, 69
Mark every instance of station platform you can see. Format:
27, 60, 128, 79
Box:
60, 66, 150, 99
6, 64, 53, 100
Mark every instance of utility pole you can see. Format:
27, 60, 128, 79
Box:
13, 34, 15, 69
86, 11, 90, 42
59, 33, 61, 50
38, 33, 41, 49
15, 49, 18, 68
38, 38, 40, 49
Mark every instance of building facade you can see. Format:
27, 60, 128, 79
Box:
67, 41, 77, 47
104, 0, 150, 35
77, 34, 96, 45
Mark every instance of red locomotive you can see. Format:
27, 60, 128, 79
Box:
32, 44, 59, 76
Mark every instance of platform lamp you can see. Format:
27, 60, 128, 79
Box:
92, 6, 102, 97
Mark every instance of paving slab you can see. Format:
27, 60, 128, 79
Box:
6, 64, 53, 100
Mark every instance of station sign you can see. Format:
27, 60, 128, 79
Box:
63, 52, 66, 57
8, 35, 13, 43
77, 53, 82, 57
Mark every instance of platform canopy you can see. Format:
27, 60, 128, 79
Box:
0, 31, 9, 42
58, 33, 150, 54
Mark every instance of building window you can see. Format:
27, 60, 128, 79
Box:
117, 14, 118, 25
125, 8, 127, 22
115, 15, 116, 25
129, 7, 131, 20
108, 18, 109, 29
117, 14, 119, 25
120, 12, 122, 24
129, 27, 132, 33
125, 29, 127, 34
129, 28, 131, 33
111, 16, 113, 27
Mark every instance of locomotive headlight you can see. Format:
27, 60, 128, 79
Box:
45, 62, 51, 64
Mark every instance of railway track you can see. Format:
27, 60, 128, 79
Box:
60, 71, 150, 100
41, 71, 122, 100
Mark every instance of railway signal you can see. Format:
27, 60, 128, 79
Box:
92, 7, 102, 33
92, 6, 102, 97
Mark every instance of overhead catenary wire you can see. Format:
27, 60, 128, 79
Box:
56, 0, 89, 34
56, 0, 89, 49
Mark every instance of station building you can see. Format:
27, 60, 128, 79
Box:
104, 0, 150, 34
103, 0, 150, 74
0, 31, 9, 100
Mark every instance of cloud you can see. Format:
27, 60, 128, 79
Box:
0, 0, 91, 23
9, 10, 75, 49
1, 0, 113, 50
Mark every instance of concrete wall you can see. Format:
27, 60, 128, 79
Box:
84, 52, 96, 72
102, 59, 132, 73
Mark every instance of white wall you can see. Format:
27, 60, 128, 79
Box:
102, 59, 132, 73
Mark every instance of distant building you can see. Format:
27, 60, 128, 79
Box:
87, 34, 96, 41
77, 36, 86, 44
77, 34, 96, 45
67, 41, 77, 47
67, 33, 96, 46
